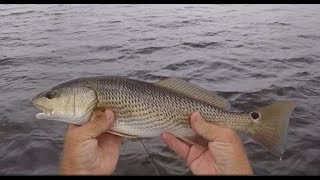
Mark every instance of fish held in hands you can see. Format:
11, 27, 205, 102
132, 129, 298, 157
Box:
32, 76, 296, 157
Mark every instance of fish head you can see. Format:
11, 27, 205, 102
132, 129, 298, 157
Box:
32, 86, 97, 125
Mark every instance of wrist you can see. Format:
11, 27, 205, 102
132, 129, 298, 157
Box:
59, 160, 89, 175
60, 167, 88, 175
59, 153, 81, 175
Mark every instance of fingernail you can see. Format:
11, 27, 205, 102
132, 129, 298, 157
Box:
105, 110, 110, 120
161, 132, 166, 138
192, 112, 200, 122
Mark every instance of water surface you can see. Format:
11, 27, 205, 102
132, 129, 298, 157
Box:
1, 4, 320, 175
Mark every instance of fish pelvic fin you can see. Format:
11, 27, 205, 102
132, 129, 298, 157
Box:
107, 130, 138, 138
177, 134, 209, 147
249, 100, 297, 158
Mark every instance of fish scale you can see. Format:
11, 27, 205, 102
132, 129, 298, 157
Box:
32, 76, 297, 157
91, 77, 251, 137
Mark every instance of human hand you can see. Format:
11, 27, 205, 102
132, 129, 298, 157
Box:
161, 112, 253, 175
59, 110, 122, 175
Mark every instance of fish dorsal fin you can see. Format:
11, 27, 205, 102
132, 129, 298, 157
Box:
154, 77, 231, 110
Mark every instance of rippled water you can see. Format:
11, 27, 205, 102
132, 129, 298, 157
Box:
1, 4, 320, 175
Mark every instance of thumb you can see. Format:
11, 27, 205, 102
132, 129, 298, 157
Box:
78, 110, 116, 141
190, 112, 226, 142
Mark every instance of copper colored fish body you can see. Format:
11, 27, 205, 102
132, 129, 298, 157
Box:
32, 76, 296, 157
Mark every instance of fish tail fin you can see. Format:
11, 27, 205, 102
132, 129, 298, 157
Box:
249, 100, 297, 157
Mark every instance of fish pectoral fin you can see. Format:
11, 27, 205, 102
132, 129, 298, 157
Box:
89, 110, 105, 121
107, 130, 138, 138
177, 134, 209, 147
90, 111, 138, 138
154, 77, 231, 110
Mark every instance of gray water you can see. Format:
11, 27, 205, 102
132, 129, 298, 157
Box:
1, 4, 320, 175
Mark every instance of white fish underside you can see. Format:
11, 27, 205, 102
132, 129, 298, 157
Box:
111, 117, 194, 138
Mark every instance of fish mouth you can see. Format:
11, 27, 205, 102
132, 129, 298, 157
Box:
33, 103, 53, 119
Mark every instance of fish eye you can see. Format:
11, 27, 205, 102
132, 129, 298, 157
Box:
250, 111, 260, 120
45, 91, 55, 99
